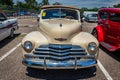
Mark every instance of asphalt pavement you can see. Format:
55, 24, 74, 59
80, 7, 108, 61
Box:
0, 18, 120, 80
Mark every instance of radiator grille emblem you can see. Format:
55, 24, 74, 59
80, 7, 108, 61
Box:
55, 38, 67, 41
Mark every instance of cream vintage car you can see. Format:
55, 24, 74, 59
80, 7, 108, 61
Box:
21, 5, 99, 70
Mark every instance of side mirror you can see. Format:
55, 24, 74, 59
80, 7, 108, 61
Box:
81, 19, 83, 22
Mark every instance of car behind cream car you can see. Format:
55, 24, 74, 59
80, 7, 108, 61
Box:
0, 11, 18, 41
21, 5, 99, 70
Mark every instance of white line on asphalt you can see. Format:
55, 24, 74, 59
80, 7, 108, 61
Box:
0, 43, 21, 62
97, 60, 113, 80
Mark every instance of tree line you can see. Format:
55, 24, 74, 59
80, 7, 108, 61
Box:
0, 0, 49, 10
0, 0, 120, 10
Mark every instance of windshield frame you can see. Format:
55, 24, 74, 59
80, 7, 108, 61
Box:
41, 8, 79, 20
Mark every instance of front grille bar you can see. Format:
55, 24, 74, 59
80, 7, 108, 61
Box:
34, 51, 86, 56
33, 44, 88, 61
25, 54, 95, 61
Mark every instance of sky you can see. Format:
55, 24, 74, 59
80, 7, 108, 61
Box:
13, 0, 120, 8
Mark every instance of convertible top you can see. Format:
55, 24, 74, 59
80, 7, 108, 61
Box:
41, 5, 80, 10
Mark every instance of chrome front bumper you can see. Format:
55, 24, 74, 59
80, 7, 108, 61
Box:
23, 54, 97, 70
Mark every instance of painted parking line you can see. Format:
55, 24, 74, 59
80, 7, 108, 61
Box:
97, 60, 113, 80
0, 43, 21, 62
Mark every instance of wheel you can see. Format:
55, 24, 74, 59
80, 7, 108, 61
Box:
92, 29, 98, 39
9, 29, 14, 38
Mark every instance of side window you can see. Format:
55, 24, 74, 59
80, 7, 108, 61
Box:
110, 13, 120, 22
0, 13, 7, 21
99, 12, 108, 20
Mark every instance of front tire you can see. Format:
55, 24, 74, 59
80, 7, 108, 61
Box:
92, 29, 98, 39
9, 29, 14, 38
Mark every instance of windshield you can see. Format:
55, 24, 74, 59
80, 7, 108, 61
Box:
42, 8, 78, 20
0, 13, 7, 21
87, 14, 98, 18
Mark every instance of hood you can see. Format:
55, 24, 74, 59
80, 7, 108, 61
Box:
39, 19, 81, 43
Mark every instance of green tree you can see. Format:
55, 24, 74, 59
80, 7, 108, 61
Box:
114, 4, 120, 8
15, 0, 39, 10
24, 0, 38, 9
16, 1, 24, 8
89, 7, 98, 11
80, 7, 88, 12
0, 0, 14, 6
53, 2, 61, 5
40, 0, 49, 6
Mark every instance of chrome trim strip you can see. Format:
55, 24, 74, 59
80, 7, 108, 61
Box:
44, 57, 47, 70
24, 54, 95, 60
74, 57, 77, 70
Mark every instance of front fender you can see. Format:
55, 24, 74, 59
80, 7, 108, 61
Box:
21, 31, 48, 53
94, 25, 104, 42
71, 32, 99, 53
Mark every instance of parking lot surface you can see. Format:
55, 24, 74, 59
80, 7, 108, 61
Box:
0, 19, 120, 80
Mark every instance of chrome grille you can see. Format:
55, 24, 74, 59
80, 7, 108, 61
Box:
33, 44, 87, 61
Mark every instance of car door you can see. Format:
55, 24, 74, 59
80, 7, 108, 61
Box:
0, 13, 8, 41
98, 11, 110, 43
108, 12, 120, 45
0, 21, 5, 41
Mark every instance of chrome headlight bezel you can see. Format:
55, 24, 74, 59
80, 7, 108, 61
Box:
23, 41, 34, 52
87, 42, 98, 54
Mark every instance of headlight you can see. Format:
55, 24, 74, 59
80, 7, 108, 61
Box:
88, 42, 98, 54
23, 41, 33, 52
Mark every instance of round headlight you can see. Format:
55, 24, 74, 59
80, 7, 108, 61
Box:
88, 42, 98, 54
23, 41, 33, 51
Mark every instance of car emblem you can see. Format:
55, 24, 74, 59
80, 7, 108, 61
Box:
55, 38, 67, 41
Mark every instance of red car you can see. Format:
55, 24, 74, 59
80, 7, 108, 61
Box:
92, 8, 120, 52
